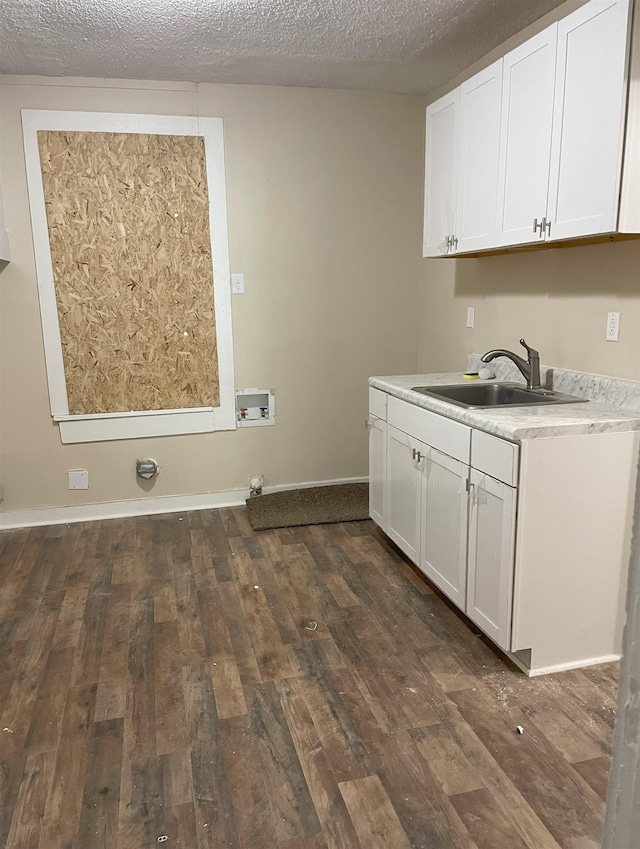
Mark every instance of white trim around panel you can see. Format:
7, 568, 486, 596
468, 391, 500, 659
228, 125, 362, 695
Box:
21, 109, 236, 443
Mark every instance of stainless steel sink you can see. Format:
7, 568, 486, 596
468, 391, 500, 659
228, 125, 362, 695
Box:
410, 382, 588, 409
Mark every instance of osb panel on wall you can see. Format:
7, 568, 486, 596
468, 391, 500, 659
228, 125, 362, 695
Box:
37, 130, 220, 415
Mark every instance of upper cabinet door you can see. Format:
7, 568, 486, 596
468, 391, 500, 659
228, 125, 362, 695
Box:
546, 0, 630, 241
455, 60, 503, 254
423, 89, 460, 257
495, 25, 558, 247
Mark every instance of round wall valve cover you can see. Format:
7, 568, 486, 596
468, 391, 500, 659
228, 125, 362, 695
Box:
136, 458, 159, 479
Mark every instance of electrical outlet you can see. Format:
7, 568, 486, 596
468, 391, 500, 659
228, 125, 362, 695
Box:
231, 273, 245, 294
606, 311, 620, 342
466, 307, 475, 328
68, 469, 89, 490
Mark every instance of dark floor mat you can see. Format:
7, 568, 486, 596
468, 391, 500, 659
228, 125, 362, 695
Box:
245, 482, 369, 531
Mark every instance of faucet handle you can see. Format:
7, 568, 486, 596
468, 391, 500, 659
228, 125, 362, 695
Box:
519, 338, 539, 358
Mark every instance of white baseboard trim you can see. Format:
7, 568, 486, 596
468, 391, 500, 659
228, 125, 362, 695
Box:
0, 476, 368, 530
508, 651, 621, 677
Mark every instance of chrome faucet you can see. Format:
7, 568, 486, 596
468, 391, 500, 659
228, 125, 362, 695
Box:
480, 339, 541, 390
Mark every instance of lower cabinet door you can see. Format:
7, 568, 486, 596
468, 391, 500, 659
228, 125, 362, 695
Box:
368, 416, 387, 530
419, 447, 469, 608
466, 469, 516, 651
386, 424, 422, 563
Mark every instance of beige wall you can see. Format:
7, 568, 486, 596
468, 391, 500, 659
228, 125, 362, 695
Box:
418, 239, 640, 378
0, 77, 423, 513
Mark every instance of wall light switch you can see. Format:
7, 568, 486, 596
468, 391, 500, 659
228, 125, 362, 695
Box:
68, 469, 89, 490
231, 273, 245, 294
466, 307, 475, 328
606, 311, 620, 342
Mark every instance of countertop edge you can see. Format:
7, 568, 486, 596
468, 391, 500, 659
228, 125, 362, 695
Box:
369, 375, 640, 442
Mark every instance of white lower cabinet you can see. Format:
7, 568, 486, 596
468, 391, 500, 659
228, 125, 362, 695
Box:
384, 424, 471, 607
368, 388, 388, 531
381, 400, 514, 648
372, 392, 520, 653
381, 396, 520, 649
386, 424, 422, 563
466, 469, 516, 651
369, 386, 637, 675
367, 415, 387, 531
420, 447, 468, 609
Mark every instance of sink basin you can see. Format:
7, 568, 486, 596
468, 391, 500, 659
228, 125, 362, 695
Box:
411, 382, 587, 409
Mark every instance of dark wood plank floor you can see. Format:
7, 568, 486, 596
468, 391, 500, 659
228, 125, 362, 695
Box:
0, 509, 617, 849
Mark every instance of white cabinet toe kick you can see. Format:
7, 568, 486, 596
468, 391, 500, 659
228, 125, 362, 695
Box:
368, 386, 637, 676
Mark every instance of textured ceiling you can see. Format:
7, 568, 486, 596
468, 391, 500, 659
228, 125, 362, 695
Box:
0, 0, 569, 95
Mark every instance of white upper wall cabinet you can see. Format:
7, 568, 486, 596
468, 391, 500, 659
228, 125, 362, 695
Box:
423, 89, 459, 257
456, 59, 504, 253
424, 0, 637, 257
547, 0, 630, 240
495, 25, 558, 247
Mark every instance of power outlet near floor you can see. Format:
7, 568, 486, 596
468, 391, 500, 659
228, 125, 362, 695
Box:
68, 469, 89, 490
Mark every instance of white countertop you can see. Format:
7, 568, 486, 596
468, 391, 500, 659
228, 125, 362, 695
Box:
370, 373, 640, 441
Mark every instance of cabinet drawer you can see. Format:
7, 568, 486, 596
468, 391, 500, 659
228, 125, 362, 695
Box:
369, 387, 388, 420
471, 430, 519, 486
388, 395, 470, 463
